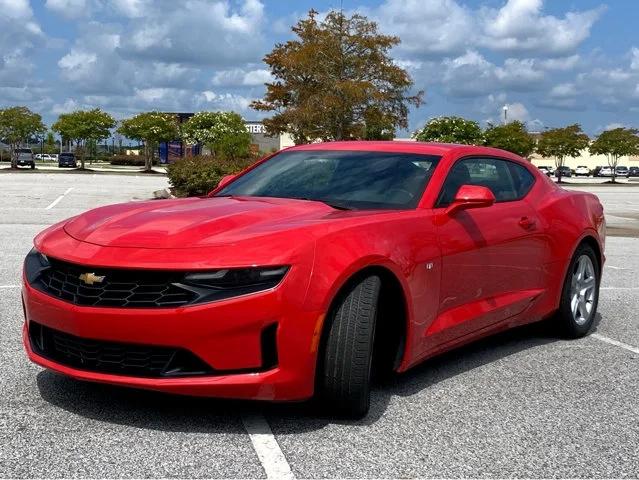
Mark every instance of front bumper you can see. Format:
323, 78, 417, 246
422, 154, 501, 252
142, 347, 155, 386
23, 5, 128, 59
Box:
22, 274, 322, 401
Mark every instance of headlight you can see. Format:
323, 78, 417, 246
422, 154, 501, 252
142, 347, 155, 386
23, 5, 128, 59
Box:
179, 266, 290, 304
24, 248, 51, 284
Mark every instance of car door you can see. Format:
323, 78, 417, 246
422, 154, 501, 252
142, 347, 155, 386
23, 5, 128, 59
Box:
424, 156, 545, 348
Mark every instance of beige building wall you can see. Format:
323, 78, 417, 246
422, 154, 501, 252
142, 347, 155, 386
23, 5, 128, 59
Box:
531, 149, 639, 169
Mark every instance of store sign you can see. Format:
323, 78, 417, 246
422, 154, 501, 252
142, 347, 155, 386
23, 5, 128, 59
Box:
246, 123, 265, 134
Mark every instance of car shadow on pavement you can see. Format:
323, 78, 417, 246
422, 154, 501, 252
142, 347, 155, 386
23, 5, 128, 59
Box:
36, 316, 581, 433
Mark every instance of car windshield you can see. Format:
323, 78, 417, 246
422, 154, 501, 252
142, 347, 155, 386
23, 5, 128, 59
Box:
216, 150, 441, 210
16, 149, 32, 154
60, 153, 74, 159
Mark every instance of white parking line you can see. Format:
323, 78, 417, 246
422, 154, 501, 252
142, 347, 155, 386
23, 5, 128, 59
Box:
591, 333, 639, 355
45, 187, 73, 210
241, 413, 294, 480
0, 285, 20, 289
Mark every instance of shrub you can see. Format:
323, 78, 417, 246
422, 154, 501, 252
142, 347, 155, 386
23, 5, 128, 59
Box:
110, 155, 157, 166
167, 155, 254, 197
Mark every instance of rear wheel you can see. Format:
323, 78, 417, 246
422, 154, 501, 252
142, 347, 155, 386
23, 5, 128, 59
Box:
557, 244, 600, 338
318, 275, 381, 418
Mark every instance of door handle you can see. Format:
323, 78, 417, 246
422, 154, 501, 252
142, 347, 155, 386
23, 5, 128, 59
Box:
518, 217, 536, 230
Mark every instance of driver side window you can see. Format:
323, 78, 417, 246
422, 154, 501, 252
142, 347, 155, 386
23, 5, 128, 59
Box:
437, 157, 533, 207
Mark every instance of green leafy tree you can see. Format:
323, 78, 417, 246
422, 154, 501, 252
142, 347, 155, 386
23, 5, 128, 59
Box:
536, 124, 590, 183
251, 9, 422, 143
181, 111, 251, 160
0, 106, 46, 168
413, 116, 484, 145
45, 131, 57, 154
117, 112, 178, 171
483, 121, 535, 158
52, 108, 115, 169
589, 127, 639, 183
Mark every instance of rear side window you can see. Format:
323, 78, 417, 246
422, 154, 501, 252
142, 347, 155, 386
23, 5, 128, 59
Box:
437, 157, 535, 206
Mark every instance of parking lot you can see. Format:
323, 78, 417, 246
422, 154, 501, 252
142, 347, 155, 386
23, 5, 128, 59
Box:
0, 172, 637, 478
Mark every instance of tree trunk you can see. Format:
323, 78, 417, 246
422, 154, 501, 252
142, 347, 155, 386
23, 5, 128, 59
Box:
10, 143, 17, 169
144, 142, 152, 172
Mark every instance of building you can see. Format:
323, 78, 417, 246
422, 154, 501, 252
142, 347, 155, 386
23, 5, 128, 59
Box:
158, 114, 294, 164
245, 121, 294, 153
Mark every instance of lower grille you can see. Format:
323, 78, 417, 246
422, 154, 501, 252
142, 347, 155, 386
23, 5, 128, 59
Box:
29, 322, 213, 378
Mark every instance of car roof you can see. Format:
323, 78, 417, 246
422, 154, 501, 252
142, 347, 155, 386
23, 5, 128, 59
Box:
286, 140, 524, 160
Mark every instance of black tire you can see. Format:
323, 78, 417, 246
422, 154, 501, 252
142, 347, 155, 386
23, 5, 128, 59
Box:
557, 243, 600, 338
30, 163, 35, 169
318, 275, 381, 418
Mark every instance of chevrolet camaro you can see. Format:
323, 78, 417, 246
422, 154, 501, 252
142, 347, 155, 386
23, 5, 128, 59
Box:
22, 141, 605, 417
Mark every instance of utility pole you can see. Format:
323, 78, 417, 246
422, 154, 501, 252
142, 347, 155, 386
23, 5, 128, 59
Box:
503, 105, 508, 124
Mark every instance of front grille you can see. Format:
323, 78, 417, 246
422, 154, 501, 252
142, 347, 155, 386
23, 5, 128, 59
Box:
29, 322, 213, 378
33, 258, 197, 308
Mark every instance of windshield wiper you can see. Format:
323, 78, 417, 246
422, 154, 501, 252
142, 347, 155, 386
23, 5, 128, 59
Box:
292, 197, 354, 210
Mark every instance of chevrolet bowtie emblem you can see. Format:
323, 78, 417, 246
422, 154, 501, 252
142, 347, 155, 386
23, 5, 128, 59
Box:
79, 272, 105, 285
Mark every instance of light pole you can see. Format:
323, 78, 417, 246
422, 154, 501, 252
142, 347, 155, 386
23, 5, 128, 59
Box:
503, 105, 508, 124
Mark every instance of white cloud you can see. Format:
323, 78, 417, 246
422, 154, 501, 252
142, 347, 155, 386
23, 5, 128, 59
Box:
479, 0, 604, 55
212, 68, 273, 87
45, 0, 89, 18
109, 0, 150, 18
0, 0, 43, 87
538, 55, 581, 71
377, 0, 473, 56
119, 0, 266, 66
631, 47, 639, 71
376, 0, 602, 57
441, 51, 544, 97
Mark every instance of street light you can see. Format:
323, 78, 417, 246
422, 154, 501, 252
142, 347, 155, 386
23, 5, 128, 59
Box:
503, 105, 508, 124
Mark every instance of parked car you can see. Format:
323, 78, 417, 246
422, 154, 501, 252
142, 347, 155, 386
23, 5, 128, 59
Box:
628, 166, 639, 177
58, 152, 77, 168
599, 166, 614, 177
615, 166, 629, 177
555, 166, 572, 178
35, 154, 56, 161
15, 148, 35, 169
537, 165, 553, 176
592, 166, 603, 177
575, 166, 590, 177
22, 142, 606, 417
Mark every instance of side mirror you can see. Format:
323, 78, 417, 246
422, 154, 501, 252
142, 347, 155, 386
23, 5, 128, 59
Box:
217, 174, 236, 190
445, 185, 495, 216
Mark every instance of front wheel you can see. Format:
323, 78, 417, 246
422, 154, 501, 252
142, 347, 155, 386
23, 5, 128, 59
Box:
318, 275, 381, 418
557, 244, 600, 338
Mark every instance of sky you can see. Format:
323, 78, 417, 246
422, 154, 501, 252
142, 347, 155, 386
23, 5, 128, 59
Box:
1, 0, 638, 136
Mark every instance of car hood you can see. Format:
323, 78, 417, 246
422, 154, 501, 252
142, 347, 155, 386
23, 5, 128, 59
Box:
63, 196, 357, 249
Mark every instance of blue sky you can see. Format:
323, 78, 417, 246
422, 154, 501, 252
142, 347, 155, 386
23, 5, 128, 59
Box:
1, 0, 638, 136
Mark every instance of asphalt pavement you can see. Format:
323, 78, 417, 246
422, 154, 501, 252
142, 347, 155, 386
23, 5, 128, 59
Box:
0, 173, 637, 478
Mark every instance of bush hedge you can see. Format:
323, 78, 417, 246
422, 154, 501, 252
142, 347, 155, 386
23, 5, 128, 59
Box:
167, 155, 254, 197
110, 155, 157, 166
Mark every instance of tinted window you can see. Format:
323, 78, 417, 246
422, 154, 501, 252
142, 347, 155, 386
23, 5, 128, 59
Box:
437, 157, 535, 207
217, 150, 441, 210
59, 153, 74, 159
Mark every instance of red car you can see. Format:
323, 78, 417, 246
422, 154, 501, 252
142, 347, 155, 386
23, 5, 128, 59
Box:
23, 141, 605, 417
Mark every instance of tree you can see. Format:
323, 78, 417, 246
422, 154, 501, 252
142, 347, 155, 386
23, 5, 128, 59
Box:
536, 124, 590, 183
413, 116, 484, 145
181, 111, 252, 160
589, 127, 639, 183
0, 106, 46, 168
251, 9, 422, 143
52, 109, 115, 169
483, 121, 535, 158
118, 112, 178, 171
45, 131, 56, 154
